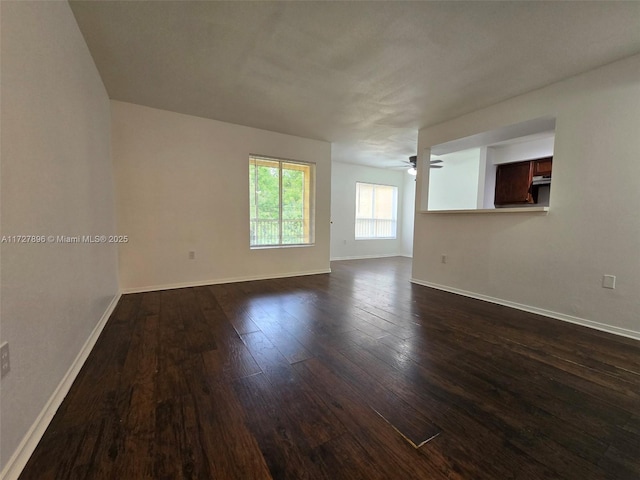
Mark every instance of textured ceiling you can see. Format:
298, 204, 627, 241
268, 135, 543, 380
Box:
69, 1, 640, 168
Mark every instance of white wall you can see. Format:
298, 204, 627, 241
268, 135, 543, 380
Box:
414, 54, 640, 338
0, 1, 119, 474
401, 173, 416, 257
112, 101, 331, 292
330, 161, 409, 260
490, 134, 555, 165
478, 148, 494, 209
427, 148, 481, 211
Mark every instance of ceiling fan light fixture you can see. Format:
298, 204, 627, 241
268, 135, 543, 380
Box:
408, 166, 417, 176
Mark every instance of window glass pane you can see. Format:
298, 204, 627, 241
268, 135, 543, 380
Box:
355, 183, 374, 219
250, 157, 314, 247
250, 158, 280, 246
282, 162, 307, 244
374, 185, 395, 220
355, 182, 397, 239
249, 163, 256, 219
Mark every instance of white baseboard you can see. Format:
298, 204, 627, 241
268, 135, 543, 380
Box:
1, 293, 122, 480
330, 254, 404, 261
410, 278, 640, 341
121, 269, 332, 294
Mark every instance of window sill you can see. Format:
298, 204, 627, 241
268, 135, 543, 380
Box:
355, 237, 398, 240
250, 243, 315, 250
420, 206, 549, 214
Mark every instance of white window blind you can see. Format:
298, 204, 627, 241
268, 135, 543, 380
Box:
355, 182, 398, 239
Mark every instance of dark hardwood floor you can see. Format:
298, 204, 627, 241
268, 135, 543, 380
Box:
19, 257, 640, 479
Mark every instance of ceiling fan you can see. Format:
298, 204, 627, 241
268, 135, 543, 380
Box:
405, 155, 443, 176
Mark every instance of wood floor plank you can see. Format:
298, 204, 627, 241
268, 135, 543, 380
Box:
293, 357, 459, 479
307, 341, 443, 448
240, 302, 315, 364
241, 330, 346, 448
311, 434, 389, 480
232, 372, 330, 479
207, 284, 262, 335
200, 311, 262, 381
18, 257, 640, 480
349, 335, 619, 479
192, 378, 273, 480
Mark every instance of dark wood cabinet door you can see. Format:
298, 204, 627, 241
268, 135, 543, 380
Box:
533, 157, 553, 176
494, 161, 534, 205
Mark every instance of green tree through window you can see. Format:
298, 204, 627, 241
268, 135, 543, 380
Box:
249, 156, 315, 246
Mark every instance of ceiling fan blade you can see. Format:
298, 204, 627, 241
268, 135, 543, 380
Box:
430, 159, 443, 164
430, 165, 443, 169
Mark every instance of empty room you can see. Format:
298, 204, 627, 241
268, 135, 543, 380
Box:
1, 1, 639, 479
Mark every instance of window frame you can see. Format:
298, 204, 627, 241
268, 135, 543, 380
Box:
354, 181, 398, 240
249, 154, 316, 248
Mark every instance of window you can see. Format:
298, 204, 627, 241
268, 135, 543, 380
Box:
424, 116, 556, 212
355, 182, 398, 239
249, 155, 315, 247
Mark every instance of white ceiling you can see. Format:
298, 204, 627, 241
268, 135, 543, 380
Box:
69, 1, 640, 169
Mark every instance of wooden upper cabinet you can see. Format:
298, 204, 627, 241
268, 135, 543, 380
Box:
494, 160, 534, 205
533, 156, 553, 176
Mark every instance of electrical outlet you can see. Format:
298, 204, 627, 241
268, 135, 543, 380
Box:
188, 251, 195, 260
1, 342, 10, 378
441, 254, 447, 264
602, 275, 616, 289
